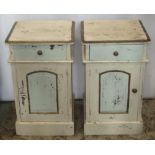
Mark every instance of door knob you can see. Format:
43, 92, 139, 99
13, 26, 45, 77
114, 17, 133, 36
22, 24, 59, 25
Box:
132, 88, 138, 93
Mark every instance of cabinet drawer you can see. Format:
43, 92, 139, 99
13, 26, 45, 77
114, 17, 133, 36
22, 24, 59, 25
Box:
89, 44, 145, 61
11, 45, 68, 61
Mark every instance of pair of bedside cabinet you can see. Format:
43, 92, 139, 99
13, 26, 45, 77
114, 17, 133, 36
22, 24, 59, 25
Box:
6, 20, 150, 136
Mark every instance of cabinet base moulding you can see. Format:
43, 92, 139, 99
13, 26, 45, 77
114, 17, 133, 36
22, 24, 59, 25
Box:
84, 121, 143, 135
16, 121, 74, 136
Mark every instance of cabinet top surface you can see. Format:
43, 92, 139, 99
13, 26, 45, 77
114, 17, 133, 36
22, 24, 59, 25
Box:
6, 20, 75, 44
81, 20, 150, 43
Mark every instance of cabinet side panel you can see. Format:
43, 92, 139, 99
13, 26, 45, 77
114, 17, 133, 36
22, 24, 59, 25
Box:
67, 64, 73, 121
11, 64, 21, 121
85, 64, 91, 122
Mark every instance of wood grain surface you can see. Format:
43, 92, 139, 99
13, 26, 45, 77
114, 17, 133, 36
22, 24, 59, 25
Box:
82, 20, 150, 43
6, 20, 75, 44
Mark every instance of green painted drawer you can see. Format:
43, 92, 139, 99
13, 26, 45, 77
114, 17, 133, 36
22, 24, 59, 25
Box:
89, 44, 145, 61
11, 45, 67, 61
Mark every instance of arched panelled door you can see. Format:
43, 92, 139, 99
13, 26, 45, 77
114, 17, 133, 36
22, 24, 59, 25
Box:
26, 71, 58, 114
99, 70, 130, 113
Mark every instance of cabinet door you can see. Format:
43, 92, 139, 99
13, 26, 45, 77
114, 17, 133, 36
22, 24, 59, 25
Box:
16, 63, 72, 122
87, 63, 142, 122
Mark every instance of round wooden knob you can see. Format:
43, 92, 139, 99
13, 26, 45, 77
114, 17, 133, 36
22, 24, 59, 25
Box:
37, 50, 43, 55
132, 89, 138, 93
113, 51, 119, 56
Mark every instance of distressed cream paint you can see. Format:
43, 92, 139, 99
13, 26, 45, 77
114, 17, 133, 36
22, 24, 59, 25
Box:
6, 20, 75, 136
82, 20, 150, 135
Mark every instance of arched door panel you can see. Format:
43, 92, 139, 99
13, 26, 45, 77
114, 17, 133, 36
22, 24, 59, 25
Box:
27, 71, 58, 114
99, 71, 130, 113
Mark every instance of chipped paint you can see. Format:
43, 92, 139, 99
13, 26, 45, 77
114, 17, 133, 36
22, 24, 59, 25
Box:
99, 70, 130, 113
26, 71, 58, 114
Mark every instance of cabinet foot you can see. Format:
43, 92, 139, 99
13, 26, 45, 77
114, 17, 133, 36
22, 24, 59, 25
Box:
16, 121, 74, 136
84, 121, 143, 135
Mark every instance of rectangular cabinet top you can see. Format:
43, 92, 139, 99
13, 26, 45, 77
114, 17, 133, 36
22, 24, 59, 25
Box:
81, 20, 150, 43
6, 20, 75, 44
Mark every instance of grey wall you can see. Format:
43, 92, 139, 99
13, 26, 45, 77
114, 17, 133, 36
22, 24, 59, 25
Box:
0, 14, 155, 101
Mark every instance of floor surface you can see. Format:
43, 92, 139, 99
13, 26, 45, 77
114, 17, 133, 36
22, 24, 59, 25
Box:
0, 100, 155, 140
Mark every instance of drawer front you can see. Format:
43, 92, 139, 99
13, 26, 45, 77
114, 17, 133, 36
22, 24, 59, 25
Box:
89, 44, 145, 61
11, 45, 67, 61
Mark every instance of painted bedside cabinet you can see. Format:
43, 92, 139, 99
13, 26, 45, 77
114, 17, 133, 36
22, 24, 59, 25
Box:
6, 20, 75, 136
81, 20, 150, 135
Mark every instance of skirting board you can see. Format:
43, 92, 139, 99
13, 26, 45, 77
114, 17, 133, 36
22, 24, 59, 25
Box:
16, 121, 74, 136
84, 121, 143, 135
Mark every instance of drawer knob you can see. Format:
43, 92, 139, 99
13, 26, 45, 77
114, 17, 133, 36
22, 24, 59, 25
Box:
50, 45, 55, 50
113, 51, 119, 56
37, 50, 43, 55
132, 88, 138, 93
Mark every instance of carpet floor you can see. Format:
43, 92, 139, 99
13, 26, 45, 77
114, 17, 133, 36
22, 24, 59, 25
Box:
0, 100, 155, 140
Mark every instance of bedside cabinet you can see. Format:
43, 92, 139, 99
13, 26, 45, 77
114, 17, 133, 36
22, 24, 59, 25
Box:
6, 20, 75, 136
81, 20, 150, 135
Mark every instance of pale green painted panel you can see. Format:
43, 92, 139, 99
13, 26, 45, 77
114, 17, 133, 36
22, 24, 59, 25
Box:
27, 71, 58, 113
12, 45, 67, 60
90, 44, 144, 61
100, 71, 129, 113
